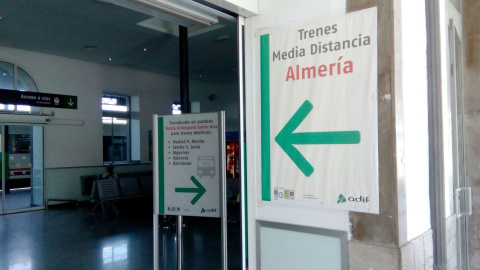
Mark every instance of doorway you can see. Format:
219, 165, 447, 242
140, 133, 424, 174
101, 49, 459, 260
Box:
0, 124, 44, 214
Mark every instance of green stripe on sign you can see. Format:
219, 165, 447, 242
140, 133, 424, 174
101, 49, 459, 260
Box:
158, 117, 165, 214
260, 34, 271, 201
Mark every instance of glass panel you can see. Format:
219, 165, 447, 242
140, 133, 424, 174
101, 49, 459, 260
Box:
0, 62, 40, 114
0, 62, 15, 113
102, 94, 128, 112
31, 126, 43, 206
17, 67, 38, 92
3, 125, 44, 212
259, 221, 347, 269
453, 28, 469, 270
4, 126, 32, 211
103, 118, 130, 163
102, 94, 131, 163
0, 61, 14, 90
103, 117, 113, 163
0, 125, 3, 213
18, 67, 40, 114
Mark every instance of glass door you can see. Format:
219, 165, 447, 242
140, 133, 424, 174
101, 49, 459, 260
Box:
449, 21, 471, 269
0, 124, 44, 214
0, 126, 3, 212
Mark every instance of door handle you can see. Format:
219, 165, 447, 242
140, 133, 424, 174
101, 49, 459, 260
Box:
456, 187, 472, 218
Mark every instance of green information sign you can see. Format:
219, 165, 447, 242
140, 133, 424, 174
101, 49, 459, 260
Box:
154, 112, 225, 218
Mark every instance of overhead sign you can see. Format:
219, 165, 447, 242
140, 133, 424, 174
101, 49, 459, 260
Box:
0, 89, 77, 109
260, 8, 379, 213
154, 112, 225, 218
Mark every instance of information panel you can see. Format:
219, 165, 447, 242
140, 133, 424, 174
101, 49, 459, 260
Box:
260, 8, 378, 213
154, 112, 224, 218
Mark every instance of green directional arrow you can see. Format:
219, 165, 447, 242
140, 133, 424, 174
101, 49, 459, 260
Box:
175, 176, 206, 205
275, 100, 361, 177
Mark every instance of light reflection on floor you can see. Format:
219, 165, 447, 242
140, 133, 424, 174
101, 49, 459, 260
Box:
103, 241, 128, 264
1, 188, 34, 211
9, 259, 32, 270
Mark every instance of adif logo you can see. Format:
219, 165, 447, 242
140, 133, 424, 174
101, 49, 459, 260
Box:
337, 194, 370, 204
201, 208, 217, 213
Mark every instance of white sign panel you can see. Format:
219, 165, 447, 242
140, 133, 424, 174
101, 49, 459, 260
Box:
154, 112, 224, 217
260, 8, 378, 213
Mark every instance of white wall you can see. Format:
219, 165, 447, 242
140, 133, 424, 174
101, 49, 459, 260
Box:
0, 46, 239, 168
244, 0, 347, 268
0, 46, 179, 167
190, 80, 240, 131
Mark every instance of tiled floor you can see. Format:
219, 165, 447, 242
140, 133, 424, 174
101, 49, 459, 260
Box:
0, 188, 33, 212
0, 199, 243, 270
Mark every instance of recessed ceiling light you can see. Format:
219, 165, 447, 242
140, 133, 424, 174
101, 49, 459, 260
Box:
109, 58, 112, 61
143, 48, 147, 52
83, 45, 97, 50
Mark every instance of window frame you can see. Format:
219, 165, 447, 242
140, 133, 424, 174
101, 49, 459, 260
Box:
102, 93, 133, 164
0, 60, 40, 114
